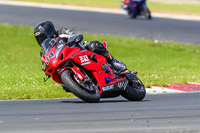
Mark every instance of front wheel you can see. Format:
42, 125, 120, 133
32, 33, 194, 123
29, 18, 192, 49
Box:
121, 75, 146, 101
61, 69, 100, 103
127, 8, 136, 19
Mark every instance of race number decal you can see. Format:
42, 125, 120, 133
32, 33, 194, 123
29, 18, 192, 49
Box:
45, 52, 55, 65
79, 55, 91, 66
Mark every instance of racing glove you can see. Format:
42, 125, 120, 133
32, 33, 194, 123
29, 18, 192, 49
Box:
58, 28, 83, 45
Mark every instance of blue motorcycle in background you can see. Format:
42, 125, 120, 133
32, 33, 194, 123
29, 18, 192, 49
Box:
121, 0, 152, 20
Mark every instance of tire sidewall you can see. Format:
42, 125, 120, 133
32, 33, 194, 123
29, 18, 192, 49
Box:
121, 77, 146, 101
61, 70, 100, 103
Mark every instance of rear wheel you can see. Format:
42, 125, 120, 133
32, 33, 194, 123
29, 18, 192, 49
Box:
142, 7, 152, 20
61, 69, 100, 103
121, 75, 146, 101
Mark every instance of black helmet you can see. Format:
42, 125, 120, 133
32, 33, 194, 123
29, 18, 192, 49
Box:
34, 21, 56, 46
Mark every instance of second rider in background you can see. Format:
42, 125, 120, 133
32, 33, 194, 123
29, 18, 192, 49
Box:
124, 0, 146, 12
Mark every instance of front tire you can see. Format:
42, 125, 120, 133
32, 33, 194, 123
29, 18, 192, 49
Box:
61, 69, 100, 103
127, 8, 136, 19
121, 75, 146, 101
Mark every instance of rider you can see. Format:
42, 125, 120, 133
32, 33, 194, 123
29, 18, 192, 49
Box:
34, 21, 126, 73
126, 0, 146, 11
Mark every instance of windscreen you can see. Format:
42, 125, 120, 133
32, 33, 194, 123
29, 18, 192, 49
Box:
41, 38, 51, 54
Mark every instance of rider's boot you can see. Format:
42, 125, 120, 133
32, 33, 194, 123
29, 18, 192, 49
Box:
104, 52, 127, 73
112, 59, 127, 73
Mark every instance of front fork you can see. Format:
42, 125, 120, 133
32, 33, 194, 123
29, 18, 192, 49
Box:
58, 61, 98, 92
58, 61, 85, 81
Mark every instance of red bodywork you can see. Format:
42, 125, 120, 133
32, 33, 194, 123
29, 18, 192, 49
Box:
122, 0, 130, 8
41, 38, 125, 94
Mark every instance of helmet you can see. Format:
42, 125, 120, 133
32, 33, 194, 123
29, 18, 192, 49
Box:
34, 21, 56, 46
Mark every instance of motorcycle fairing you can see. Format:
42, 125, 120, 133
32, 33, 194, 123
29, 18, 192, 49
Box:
70, 49, 126, 93
42, 41, 127, 94
42, 43, 81, 84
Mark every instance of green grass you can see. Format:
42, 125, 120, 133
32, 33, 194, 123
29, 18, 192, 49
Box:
12, 0, 200, 15
0, 24, 75, 100
12, 0, 122, 8
149, 2, 200, 15
1, 24, 200, 100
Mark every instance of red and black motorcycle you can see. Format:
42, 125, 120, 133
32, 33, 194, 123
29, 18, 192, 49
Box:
41, 37, 146, 103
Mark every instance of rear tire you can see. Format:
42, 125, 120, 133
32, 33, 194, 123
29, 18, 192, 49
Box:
61, 69, 100, 103
142, 7, 152, 20
121, 75, 146, 101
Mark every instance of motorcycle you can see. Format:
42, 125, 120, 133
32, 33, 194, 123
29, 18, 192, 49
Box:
120, 0, 152, 20
40, 37, 146, 103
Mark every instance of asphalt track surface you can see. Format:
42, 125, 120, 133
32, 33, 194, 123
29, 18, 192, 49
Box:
1, 4, 200, 133
1, 93, 200, 133
0, 4, 200, 44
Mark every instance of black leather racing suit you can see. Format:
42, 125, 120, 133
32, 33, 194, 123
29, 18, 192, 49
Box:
57, 28, 126, 72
